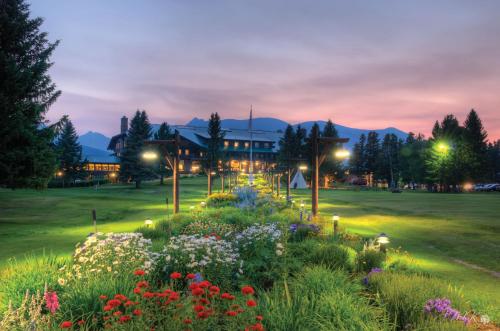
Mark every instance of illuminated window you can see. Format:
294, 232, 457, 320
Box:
234, 141, 239, 148
185, 149, 190, 156
244, 142, 250, 148
95, 164, 102, 171
178, 149, 182, 155
89, 164, 95, 171
224, 141, 229, 147
116, 164, 120, 170
103, 164, 109, 171
200, 151, 204, 157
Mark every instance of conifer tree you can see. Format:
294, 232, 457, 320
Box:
119, 110, 152, 188
55, 116, 84, 183
154, 122, 172, 185
0, 0, 61, 188
463, 109, 488, 181
321, 120, 341, 186
205, 112, 224, 195
364, 132, 380, 178
278, 124, 296, 197
350, 134, 366, 176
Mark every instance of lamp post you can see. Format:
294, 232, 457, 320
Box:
332, 214, 340, 236
143, 131, 180, 214
376, 233, 390, 253
310, 125, 349, 216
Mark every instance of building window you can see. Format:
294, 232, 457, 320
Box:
255, 142, 260, 148
178, 149, 182, 155
200, 151, 204, 157
185, 149, 190, 156
89, 164, 95, 171
95, 164, 102, 171
264, 142, 270, 148
234, 141, 239, 148
244, 142, 250, 148
224, 141, 229, 147
103, 164, 109, 171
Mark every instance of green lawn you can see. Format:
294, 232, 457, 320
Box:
1, 178, 499, 320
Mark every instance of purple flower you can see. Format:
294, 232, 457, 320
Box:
363, 268, 383, 286
424, 298, 468, 325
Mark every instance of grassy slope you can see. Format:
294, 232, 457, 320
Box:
293, 188, 500, 321
1, 179, 499, 319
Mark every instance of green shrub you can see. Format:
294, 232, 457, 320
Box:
368, 272, 469, 330
0, 254, 66, 313
356, 249, 386, 273
308, 243, 356, 271
260, 266, 389, 331
206, 192, 237, 207
384, 248, 428, 275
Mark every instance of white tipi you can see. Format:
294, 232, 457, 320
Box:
290, 170, 308, 189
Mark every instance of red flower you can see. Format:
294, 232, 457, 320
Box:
251, 323, 264, 331
198, 280, 211, 288
143, 291, 155, 299
60, 321, 73, 328
113, 311, 122, 317
221, 292, 232, 299
119, 315, 131, 323
103, 305, 113, 311
226, 311, 238, 316
77, 320, 85, 326
114, 294, 127, 301
99, 295, 108, 300
134, 269, 145, 276
246, 299, 257, 307
169, 291, 180, 301
191, 288, 204, 296
170, 272, 182, 279
241, 286, 255, 295
107, 299, 122, 308
136, 280, 149, 288
133, 309, 142, 316
124, 300, 135, 307
209, 286, 220, 294
256, 315, 263, 321
200, 298, 210, 305
183, 318, 192, 324
186, 273, 196, 279
194, 305, 204, 312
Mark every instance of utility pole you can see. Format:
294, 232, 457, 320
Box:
310, 125, 349, 216
144, 131, 180, 214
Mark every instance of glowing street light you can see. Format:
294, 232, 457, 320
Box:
298, 164, 308, 171
436, 142, 450, 154
142, 151, 158, 160
334, 149, 351, 159
377, 233, 390, 253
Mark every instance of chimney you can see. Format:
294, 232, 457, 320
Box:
121, 116, 128, 134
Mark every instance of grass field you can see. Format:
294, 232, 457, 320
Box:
1, 177, 499, 321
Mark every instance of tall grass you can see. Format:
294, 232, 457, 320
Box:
0, 254, 67, 313
259, 266, 390, 331
368, 272, 469, 330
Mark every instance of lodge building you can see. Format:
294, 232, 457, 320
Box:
107, 116, 282, 174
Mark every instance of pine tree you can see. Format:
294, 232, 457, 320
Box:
321, 120, 341, 187
278, 124, 296, 197
365, 132, 380, 177
55, 116, 84, 183
378, 133, 402, 187
206, 112, 224, 195
463, 109, 488, 181
487, 140, 500, 181
400, 133, 428, 186
119, 110, 152, 188
0, 0, 61, 188
294, 125, 307, 159
350, 134, 366, 176
154, 122, 172, 185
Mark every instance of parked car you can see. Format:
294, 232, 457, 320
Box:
483, 183, 500, 192
474, 184, 485, 191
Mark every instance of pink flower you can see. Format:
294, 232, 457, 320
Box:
45, 291, 59, 314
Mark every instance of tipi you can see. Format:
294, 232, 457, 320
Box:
290, 170, 308, 189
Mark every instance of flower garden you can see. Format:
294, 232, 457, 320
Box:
0, 176, 496, 330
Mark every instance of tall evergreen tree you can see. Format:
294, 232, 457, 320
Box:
321, 120, 341, 186
55, 116, 84, 183
487, 140, 500, 181
365, 132, 380, 178
350, 134, 366, 176
378, 133, 402, 187
153, 122, 172, 185
463, 109, 488, 181
294, 124, 307, 159
0, 0, 61, 188
119, 110, 152, 188
278, 124, 296, 198
205, 112, 224, 195
400, 133, 428, 186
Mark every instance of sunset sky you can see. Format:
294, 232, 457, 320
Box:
30, 0, 500, 140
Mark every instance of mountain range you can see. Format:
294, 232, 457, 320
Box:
79, 117, 407, 154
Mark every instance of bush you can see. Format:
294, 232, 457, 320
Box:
206, 192, 237, 207
288, 223, 320, 242
259, 266, 389, 331
367, 272, 470, 330
308, 243, 356, 272
182, 219, 237, 238
356, 249, 386, 273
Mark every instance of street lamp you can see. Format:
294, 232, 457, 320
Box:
298, 165, 308, 171
376, 233, 390, 253
436, 142, 450, 154
334, 149, 351, 159
332, 214, 340, 236
144, 219, 153, 228
142, 151, 158, 160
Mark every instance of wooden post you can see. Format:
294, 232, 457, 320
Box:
271, 173, 275, 194
333, 219, 339, 237
207, 169, 212, 196
92, 209, 97, 233
221, 173, 225, 193
173, 140, 179, 214
277, 173, 281, 197
286, 168, 291, 200
312, 126, 319, 216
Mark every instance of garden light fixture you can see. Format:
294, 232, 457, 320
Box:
144, 219, 153, 227
142, 151, 158, 160
334, 149, 351, 159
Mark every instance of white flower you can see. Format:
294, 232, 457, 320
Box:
58, 278, 66, 286
276, 250, 283, 256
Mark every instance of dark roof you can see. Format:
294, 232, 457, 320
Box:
107, 133, 126, 151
